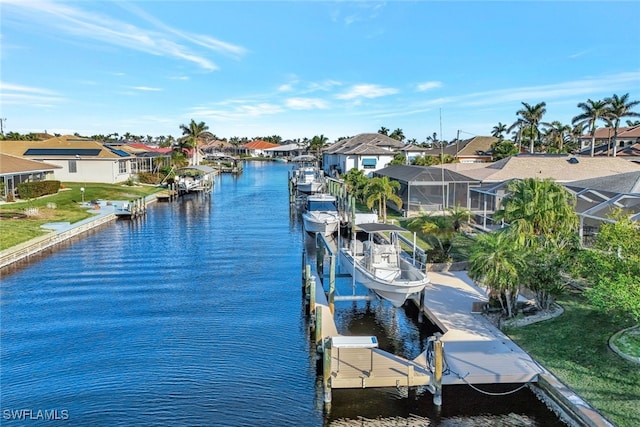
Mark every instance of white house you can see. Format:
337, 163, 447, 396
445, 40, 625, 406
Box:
0, 135, 136, 184
322, 133, 405, 177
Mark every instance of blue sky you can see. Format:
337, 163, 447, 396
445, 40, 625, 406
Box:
1, 0, 639, 143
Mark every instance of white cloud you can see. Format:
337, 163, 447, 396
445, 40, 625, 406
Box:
0, 81, 64, 105
416, 81, 443, 92
1, 0, 247, 71
336, 84, 399, 100
285, 98, 328, 110
131, 86, 163, 92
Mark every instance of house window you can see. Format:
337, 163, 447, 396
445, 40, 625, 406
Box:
362, 158, 377, 169
69, 160, 77, 173
119, 160, 127, 174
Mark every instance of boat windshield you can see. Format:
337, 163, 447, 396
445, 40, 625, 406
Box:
308, 200, 337, 211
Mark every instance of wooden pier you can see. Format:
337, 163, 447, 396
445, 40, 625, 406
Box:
114, 197, 147, 219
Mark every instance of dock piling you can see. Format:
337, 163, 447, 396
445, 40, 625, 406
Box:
433, 332, 443, 407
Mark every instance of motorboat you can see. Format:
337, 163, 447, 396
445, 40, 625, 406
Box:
289, 155, 325, 195
175, 165, 215, 193
339, 223, 429, 307
302, 193, 340, 236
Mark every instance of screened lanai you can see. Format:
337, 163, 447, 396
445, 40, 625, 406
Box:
373, 165, 481, 217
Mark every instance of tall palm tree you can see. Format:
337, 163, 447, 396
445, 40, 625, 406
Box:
468, 230, 525, 318
308, 134, 328, 160
514, 102, 547, 154
179, 119, 213, 165
572, 99, 609, 157
605, 93, 640, 157
507, 118, 525, 153
542, 120, 571, 153
491, 122, 507, 140
364, 176, 402, 223
377, 127, 389, 136
389, 128, 405, 142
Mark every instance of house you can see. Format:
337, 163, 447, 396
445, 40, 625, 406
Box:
407, 136, 498, 164
577, 125, 640, 155
240, 140, 280, 157
322, 133, 405, 177
0, 135, 136, 184
114, 142, 172, 173
263, 142, 306, 158
0, 153, 61, 200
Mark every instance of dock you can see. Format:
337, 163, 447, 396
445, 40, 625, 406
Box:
304, 234, 543, 406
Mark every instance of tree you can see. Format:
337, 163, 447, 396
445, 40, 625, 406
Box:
572, 98, 609, 157
308, 134, 328, 160
364, 176, 402, 223
491, 122, 507, 140
542, 120, 571, 153
179, 119, 213, 165
378, 127, 389, 136
491, 140, 518, 161
604, 93, 640, 157
581, 212, 640, 324
343, 168, 369, 202
468, 230, 525, 318
389, 128, 405, 142
514, 102, 547, 154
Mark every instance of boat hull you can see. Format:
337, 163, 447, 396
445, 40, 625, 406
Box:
302, 211, 340, 236
339, 248, 429, 307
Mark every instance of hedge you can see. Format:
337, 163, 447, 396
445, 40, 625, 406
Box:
16, 180, 61, 199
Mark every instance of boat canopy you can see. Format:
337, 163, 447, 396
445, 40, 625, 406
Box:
175, 165, 216, 174
291, 154, 317, 162
355, 223, 409, 233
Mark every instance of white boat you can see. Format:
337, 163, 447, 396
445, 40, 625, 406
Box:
339, 223, 430, 307
289, 155, 325, 195
302, 193, 341, 236
175, 165, 215, 193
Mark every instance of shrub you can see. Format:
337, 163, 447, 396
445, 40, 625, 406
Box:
137, 172, 163, 185
16, 180, 61, 199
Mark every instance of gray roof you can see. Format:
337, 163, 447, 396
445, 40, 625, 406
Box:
374, 164, 480, 184
567, 171, 640, 194
323, 133, 405, 155
356, 223, 408, 233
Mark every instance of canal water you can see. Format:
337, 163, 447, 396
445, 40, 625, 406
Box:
0, 161, 565, 426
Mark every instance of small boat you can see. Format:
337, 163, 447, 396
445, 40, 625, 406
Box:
339, 223, 430, 307
302, 193, 341, 236
175, 165, 215, 193
289, 155, 325, 195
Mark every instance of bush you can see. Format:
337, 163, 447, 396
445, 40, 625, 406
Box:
137, 172, 163, 185
16, 180, 61, 199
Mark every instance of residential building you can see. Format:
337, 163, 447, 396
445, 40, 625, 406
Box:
322, 133, 405, 177
0, 153, 61, 200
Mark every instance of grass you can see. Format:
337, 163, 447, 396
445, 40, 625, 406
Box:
613, 326, 640, 357
0, 182, 163, 250
505, 294, 640, 427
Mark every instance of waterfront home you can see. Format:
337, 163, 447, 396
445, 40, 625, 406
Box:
239, 140, 280, 157
0, 152, 61, 201
0, 135, 137, 184
322, 133, 405, 177
403, 136, 498, 164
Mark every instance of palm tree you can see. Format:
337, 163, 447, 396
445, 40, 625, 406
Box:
389, 128, 405, 142
572, 99, 609, 157
626, 119, 640, 126
179, 119, 213, 165
468, 230, 525, 318
604, 93, 640, 157
493, 178, 578, 247
308, 134, 328, 160
514, 102, 547, 154
542, 121, 571, 153
491, 122, 507, 140
364, 176, 402, 223
377, 127, 389, 136
507, 118, 525, 153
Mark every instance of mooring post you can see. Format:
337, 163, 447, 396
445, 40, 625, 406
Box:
323, 338, 332, 404
316, 235, 324, 285
418, 290, 425, 323
328, 255, 335, 314
309, 275, 316, 317
433, 332, 443, 407
315, 306, 323, 352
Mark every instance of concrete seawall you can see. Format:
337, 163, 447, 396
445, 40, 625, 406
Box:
0, 196, 156, 270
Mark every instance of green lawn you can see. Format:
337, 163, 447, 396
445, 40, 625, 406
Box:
0, 182, 163, 250
505, 294, 640, 427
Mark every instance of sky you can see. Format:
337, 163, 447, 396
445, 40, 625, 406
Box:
1, 0, 639, 143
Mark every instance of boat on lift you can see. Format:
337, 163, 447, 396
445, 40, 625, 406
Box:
289, 155, 325, 195
302, 193, 340, 236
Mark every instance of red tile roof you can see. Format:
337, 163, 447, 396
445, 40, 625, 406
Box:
243, 140, 280, 149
